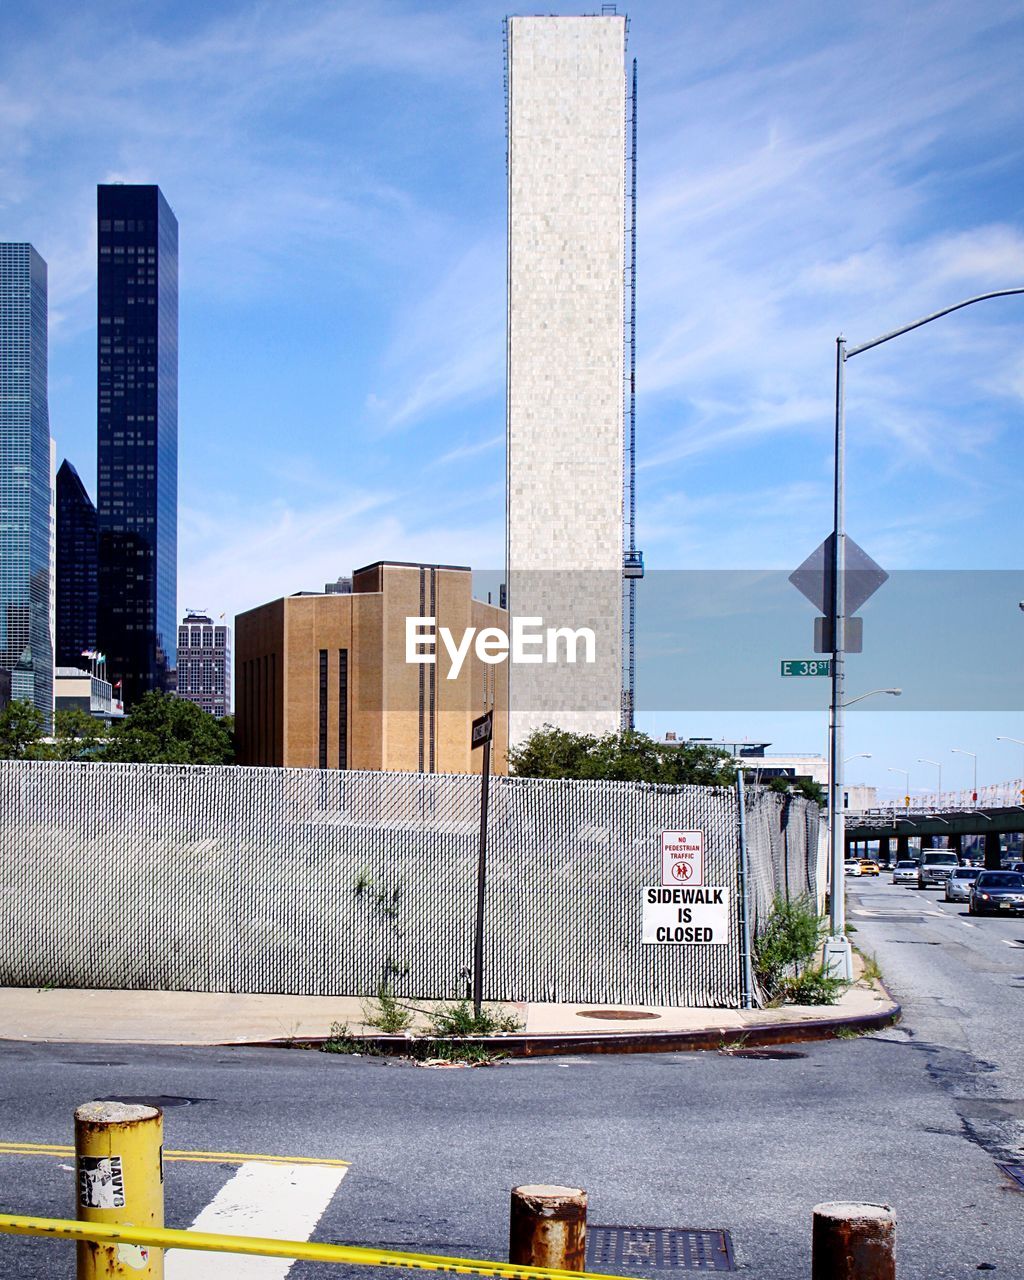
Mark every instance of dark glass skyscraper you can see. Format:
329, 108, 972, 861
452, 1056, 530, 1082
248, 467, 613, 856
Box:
55, 459, 98, 669
0, 243, 53, 723
96, 185, 178, 707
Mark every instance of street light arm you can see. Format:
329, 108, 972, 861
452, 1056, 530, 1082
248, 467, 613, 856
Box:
843, 687, 902, 708
846, 287, 1024, 359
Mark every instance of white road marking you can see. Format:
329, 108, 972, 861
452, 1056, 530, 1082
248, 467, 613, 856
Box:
1002, 939, 1024, 949
166, 1161, 347, 1278
962, 921, 977, 929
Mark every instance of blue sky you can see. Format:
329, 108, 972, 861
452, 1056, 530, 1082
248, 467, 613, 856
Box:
2, 0, 1023, 793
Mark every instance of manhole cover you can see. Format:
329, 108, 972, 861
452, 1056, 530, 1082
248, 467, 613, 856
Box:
997, 1163, 1024, 1192
588, 1226, 735, 1272
730, 1049, 807, 1060
576, 1010, 661, 1021
101, 1096, 205, 1109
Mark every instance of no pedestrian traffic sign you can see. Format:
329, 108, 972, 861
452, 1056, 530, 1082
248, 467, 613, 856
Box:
661, 830, 705, 886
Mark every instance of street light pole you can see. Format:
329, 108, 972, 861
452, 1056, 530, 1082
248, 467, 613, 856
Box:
888, 766, 910, 808
823, 284, 1023, 977
921, 752, 942, 793
825, 337, 850, 978
951, 747, 977, 804
995, 736, 1024, 786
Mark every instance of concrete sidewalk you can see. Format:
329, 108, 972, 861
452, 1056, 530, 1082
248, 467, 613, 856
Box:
0, 961, 898, 1052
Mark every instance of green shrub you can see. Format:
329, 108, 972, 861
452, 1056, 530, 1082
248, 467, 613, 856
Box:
426, 1000, 522, 1036
362, 985, 416, 1033
780, 966, 846, 1006
754, 894, 826, 1001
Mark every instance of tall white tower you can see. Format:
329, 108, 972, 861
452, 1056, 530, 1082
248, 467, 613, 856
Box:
505, 13, 627, 742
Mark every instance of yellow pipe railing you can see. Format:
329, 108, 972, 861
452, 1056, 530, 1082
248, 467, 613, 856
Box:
0, 1213, 631, 1280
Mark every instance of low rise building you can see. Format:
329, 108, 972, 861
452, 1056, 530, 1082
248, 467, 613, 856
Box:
236, 561, 507, 774
54, 666, 123, 724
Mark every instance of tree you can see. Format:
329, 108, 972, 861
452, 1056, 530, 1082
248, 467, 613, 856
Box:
101, 691, 235, 765
767, 774, 825, 805
0, 700, 46, 760
49, 707, 109, 761
508, 726, 736, 786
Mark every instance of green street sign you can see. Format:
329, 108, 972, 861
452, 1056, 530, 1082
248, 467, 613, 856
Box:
781, 659, 832, 678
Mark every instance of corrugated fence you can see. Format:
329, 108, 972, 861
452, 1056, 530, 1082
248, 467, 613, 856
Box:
0, 761, 819, 1008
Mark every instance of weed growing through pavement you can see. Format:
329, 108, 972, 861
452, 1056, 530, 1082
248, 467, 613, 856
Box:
426, 999, 522, 1036
361, 985, 418, 1034
754, 894, 848, 1006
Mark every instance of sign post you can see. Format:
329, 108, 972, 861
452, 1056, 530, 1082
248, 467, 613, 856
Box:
471, 710, 493, 1018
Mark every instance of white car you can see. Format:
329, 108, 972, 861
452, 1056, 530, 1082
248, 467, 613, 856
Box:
892, 861, 918, 886
845, 859, 862, 876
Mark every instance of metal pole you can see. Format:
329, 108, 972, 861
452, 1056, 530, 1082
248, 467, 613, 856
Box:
472, 734, 491, 1018
826, 337, 853, 979
735, 765, 755, 1009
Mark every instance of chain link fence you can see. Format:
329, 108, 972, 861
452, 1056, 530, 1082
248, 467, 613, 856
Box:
0, 760, 819, 1008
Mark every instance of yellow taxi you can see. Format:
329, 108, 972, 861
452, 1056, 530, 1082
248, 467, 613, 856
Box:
857, 859, 881, 876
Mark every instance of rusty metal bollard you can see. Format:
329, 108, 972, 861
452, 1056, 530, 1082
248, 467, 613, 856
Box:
812, 1201, 895, 1280
75, 1101, 164, 1278
509, 1185, 587, 1272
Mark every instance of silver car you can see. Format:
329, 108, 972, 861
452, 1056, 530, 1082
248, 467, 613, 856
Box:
892, 860, 918, 886
945, 866, 979, 902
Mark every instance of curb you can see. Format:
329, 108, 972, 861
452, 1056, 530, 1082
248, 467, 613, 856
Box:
245, 997, 902, 1058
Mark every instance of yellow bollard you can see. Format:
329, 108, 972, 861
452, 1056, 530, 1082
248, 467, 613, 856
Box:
75, 1101, 164, 1278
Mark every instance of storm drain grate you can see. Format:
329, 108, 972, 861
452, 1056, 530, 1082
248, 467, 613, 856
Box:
997, 1163, 1024, 1192
588, 1226, 735, 1272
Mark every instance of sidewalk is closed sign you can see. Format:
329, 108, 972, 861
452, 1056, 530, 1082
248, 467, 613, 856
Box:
642, 886, 730, 945
661, 830, 705, 886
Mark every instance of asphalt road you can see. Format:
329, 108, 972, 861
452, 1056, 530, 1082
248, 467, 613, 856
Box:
0, 881, 1020, 1279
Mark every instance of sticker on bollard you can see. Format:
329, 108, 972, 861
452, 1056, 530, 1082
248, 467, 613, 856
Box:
79, 1156, 126, 1209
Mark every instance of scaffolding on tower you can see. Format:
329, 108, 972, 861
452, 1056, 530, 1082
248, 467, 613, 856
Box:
622, 57, 643, 732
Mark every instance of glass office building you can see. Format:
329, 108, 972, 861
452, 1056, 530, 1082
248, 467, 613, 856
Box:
0, 243, 53, 723
96, 185, 178, 707
55, 459, 98, 668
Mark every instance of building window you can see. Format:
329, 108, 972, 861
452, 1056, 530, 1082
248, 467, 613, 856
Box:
318, 650, 328, 769
338, 649, 348, 770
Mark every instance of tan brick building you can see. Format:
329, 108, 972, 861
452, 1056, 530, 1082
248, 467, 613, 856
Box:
235, 562, 508, 774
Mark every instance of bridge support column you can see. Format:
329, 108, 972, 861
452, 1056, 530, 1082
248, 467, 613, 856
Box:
949, 832, 962, 857
984, 830, 1002, 871
896, 834, 910, 860
878, 836, 891, 865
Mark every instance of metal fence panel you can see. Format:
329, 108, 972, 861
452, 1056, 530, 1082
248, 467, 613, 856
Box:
0, 761, 818, 1008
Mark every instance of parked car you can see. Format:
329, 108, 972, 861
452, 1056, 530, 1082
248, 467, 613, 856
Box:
892, 861, 918, 886
1008, 861, 1024, 874
845, 859, 862, 876
969, 871, 1024, 916
944, 866, 979, 903
858, 859, 880, 876
917, 850, 960, 889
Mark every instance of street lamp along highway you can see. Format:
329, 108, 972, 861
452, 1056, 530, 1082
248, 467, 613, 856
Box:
995, 736, 1024, 806
824, 285, 1024, 982
887, 766, 911, 809
918, 757, 943, 796
951, 747, 978, 804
